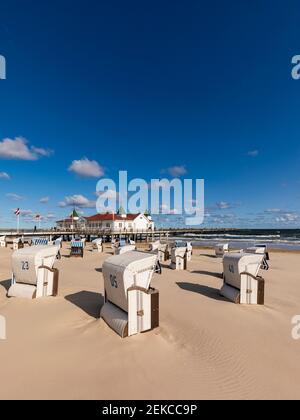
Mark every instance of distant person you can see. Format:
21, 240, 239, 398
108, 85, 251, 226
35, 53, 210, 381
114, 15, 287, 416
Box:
34, 225, 37, 232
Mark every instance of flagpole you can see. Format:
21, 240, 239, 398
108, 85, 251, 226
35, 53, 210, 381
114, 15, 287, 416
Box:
17, 213, 19, 233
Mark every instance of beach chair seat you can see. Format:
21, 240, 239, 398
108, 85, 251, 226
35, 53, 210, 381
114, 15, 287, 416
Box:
100, 251, 160, 337
220, 252, 266, 304
215, 243, 229, 257
70, 240, 84, 257
170, 246, 187, 270
7, 245, 59, 299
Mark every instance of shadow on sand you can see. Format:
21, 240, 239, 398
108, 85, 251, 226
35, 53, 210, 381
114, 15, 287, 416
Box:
65, 290, 104, 318
0, 279, 11, 292
191, 270, 223, 279
200, 253, 218, 259
176, 282, 227, 302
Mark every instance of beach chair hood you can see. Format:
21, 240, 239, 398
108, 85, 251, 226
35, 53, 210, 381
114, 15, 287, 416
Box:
221, 252, 265, 304
101, 251, 159, 337
103, 251, 157, 312
8, 245, 59, 298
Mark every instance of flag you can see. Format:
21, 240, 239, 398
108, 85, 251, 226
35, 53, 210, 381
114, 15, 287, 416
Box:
35, 214, 41, 220
14, 208, 20, 216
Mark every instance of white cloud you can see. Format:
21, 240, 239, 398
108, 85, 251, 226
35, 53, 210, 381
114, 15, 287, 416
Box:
39, 196, 49, 204
247, 150, 259, 157
216, 201, 232, 209
265, 208, 281, 213
59, 194, 96, 208
44, 213, 56, 220
95, 189, 119, 199
6, 193, 23, 201
0, 137, 53, 160
163, 165, 187, 177
68, 158, 104, 178
20, 209, 33, 217
0, 171, 10, 179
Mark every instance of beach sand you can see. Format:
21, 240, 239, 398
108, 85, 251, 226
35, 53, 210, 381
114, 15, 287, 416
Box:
0, 243, 300, 400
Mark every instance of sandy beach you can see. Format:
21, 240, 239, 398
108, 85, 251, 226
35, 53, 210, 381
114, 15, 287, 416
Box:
0, 242, 300, 400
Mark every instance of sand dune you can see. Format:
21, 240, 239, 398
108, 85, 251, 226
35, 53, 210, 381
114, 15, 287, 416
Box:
0, 243, 300, 400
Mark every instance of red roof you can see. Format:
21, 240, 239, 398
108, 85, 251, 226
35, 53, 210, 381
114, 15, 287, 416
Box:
56, 213, 145, 223
85, 213, 140, 222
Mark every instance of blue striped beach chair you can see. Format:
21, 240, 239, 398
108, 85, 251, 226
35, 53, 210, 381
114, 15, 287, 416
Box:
70, 240, 84, 257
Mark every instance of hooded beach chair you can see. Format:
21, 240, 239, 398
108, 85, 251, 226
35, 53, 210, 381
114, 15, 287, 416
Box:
215, 243, 229, 257
186, 242, 193, 261
13, 238, 24, 250
92, 238, 103, 252
7, 245, 59, 299
31, 237, 49, 246
114, 244, 136, 255
244, 245, 270, 269
148, 240, 160, 252
157, 243, 170, 262
174, 240, 193, 261
100, 251, 160, 337
0, 235, 7, 248
70, 240, 84, 257
220, 252, 267, 304
170, 246, 187, 270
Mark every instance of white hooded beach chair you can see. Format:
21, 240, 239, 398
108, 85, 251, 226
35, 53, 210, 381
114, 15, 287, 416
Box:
215, 243, 229, 257
148, 240, 160, 252
54, 237, 63, 247
170, 246, 187, 270
244, 245, 270, 269
175, 240, 193, 261
114, 244, 136, 255
129, 239, 136, 245
13, 238, 24, 250
7, 245, 59, 299
157, 243, 170, 262
0, 235, 7, 248
186, 242, 193, 261
220, 252, 266, 304
92, 238, 103, 252
100, 251, 160, 338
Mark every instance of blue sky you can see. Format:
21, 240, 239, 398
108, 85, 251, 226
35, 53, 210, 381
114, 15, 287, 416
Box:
0, 0, 300, 228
